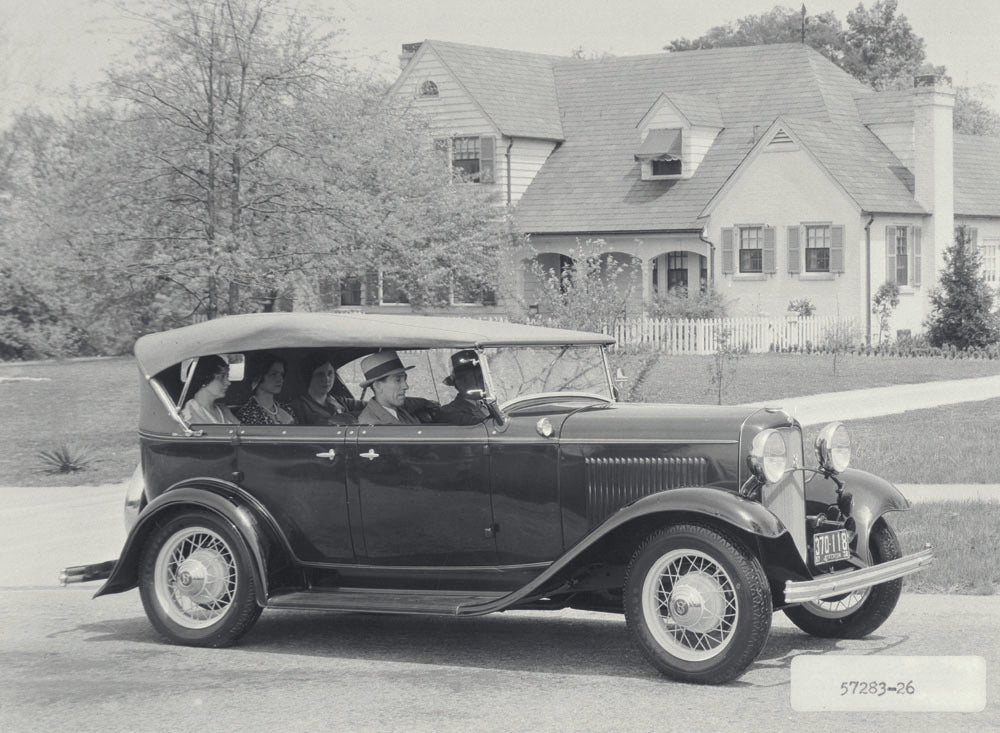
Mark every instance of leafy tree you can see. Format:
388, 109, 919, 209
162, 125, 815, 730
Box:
664, 2, 999, 134
872, 281, 900, 345
924, 226, 1000, 349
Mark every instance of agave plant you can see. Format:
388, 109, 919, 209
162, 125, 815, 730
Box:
38, 445, 93, 474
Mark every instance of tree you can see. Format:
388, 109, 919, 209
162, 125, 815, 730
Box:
872, 281, 899, 345
664, 2, 999, 133
666, 6, 845, 65
924, 226, 1000, 349
841, 0, 928, 90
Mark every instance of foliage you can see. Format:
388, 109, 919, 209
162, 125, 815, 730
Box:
0, 0, 507, 358
872, 281, 900, 345
822, 320, 858, 376
37, 444, 93, 474
647, 286, 729, 319
505, 240, 640, 332
787, 297, 816, 318
664, 1, 999, 132
924, 226, 1000, 349
707, 329, 744, 405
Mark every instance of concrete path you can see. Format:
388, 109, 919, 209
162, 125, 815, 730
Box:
743, 373, 1000, 426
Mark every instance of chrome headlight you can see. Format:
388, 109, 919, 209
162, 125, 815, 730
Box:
748, 428, 789, 484
816, 422, 851, 474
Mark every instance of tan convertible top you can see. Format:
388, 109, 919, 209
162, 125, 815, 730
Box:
134, 312, 614, 376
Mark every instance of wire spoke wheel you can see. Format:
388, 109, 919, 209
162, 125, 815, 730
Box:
139, 511, 261, 647
624, 524, 772, 684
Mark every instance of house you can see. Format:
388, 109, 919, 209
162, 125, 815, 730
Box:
386, 40, 1000, 341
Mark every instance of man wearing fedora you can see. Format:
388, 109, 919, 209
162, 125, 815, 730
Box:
436, 350, 490, 426
357, 350, 434, 425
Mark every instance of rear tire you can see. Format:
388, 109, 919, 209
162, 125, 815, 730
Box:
624, 524, 772, 684
139, 511, 262, 647
783, 518, 903, 639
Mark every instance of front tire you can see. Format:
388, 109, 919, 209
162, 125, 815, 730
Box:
783, 518, 903, 638
139, 511, 262, 647
624, 524, 772, 684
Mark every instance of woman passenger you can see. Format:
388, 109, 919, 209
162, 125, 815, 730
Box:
237, 353, 295, 425
180, 355, 239, 424
289, 353, 361, 426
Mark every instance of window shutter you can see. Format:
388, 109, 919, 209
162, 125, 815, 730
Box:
479, 136, 495, 183
913, 227, 921, 286
763, 226, 776, 273
787, 226, 801, 274
434, 138, 450, 167
885, 226, 897, 284
830, 225, 845, 273
721, 228, 734, 274
970, 227, 979, 246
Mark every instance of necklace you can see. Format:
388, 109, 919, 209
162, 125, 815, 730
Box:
258, 397, 278, 415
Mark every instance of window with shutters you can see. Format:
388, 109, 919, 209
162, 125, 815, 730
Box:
805, 225, 831, 272
885, 225, 921, 288
980, 240, 999, 284
739, 226, 763, 273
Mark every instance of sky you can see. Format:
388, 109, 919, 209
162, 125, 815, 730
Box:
2, 0, 999, 122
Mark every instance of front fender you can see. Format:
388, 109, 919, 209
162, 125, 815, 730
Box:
95, 480, 281, 605
805, 468, 911, 564
461, 487, 792, 615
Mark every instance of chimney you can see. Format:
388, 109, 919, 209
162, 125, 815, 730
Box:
911, 73, 954, 285
399, 42, 422, 70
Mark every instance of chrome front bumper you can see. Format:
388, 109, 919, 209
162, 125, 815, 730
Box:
784, 546, 933, 604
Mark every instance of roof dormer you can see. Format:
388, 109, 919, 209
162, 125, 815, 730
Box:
635, 92, 722, 181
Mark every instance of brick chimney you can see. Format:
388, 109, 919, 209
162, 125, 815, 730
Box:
912, 73, 954, 282
399, 42, 422, 69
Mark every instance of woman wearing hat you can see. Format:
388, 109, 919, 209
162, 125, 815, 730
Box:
357, 350, 422, 425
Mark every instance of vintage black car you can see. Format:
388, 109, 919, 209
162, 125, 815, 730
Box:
63, 313, 932, 684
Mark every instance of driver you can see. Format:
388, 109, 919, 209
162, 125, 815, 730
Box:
435, 350, 490, 425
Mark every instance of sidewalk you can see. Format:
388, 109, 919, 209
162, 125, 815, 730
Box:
743, 373, 1000, 425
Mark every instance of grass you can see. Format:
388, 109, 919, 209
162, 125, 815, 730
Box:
891, 500, 999, 595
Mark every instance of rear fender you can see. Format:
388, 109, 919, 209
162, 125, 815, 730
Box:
95, 480, 285, 605
804, 468, 911, 564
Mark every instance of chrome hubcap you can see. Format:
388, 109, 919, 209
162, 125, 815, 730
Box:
154, 527, 237, 629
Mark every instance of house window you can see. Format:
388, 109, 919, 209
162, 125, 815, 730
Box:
981, 241, 999, 283
894, 227, 909, 286
739, 227, 763, 273
419, 80, 438, 96
340, 277, 362, 306
805, 225, 831, 272
667, 252, 688, 290
651, 158, 682, 176
451, 276, 496, 305
445, 136, 495, 184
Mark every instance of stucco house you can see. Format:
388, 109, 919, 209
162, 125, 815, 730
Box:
384, 40, 1000, 341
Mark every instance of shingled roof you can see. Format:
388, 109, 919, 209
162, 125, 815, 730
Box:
423, 40, 565, 140
506, 43, 927, 232
955, 133, 1000, 216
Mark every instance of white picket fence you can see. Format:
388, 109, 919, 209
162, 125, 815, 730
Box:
610, 315, 857, 354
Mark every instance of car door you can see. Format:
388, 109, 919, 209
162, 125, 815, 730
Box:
348, 421, 495, 572
236, 423, 354, 563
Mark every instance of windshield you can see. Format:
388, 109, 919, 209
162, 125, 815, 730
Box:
483, 345, 613, 406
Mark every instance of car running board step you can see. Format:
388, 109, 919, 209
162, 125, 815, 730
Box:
266, 588, 510, 616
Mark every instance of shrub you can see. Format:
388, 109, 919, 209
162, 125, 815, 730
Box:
787, 297, 816, 318
38, 444, 93, 474
872, 282, 900, 345
924, 226, 1000, 349
648, 286, 729, 319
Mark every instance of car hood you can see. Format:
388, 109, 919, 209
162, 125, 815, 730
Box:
559, 402, 795, 443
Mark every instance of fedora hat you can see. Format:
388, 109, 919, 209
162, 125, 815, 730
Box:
443, 350, 482, 387
359, 350, 414, 388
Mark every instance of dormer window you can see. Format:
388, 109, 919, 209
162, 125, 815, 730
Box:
419, 80, 439, 97
636, 128, 683, 180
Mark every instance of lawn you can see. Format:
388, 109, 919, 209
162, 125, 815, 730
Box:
1, 352, 998, 486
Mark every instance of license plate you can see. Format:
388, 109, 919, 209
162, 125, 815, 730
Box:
813, 529, 851, 565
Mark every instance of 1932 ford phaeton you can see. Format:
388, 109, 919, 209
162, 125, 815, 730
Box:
63, 313, 932, 684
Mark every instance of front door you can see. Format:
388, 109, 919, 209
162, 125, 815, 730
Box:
349, 422, 494, 570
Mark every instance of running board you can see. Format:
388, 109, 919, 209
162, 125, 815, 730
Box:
266, 587, 510, 616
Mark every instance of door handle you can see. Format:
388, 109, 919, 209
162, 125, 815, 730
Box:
315, 449, 337, 460
360, 449, 380, 461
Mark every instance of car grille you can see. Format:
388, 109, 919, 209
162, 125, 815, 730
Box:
585, 456, 708, 525
759, 428, 807, 562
